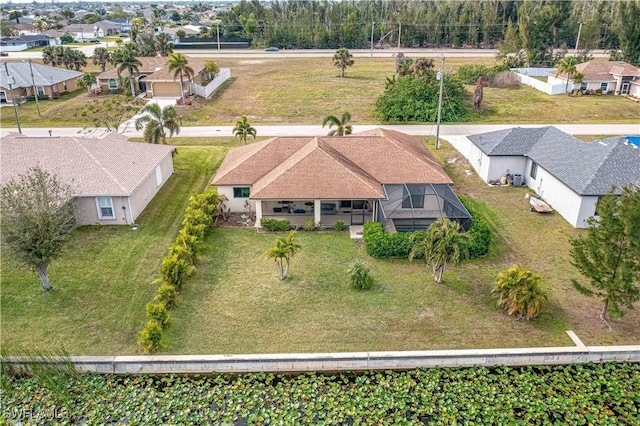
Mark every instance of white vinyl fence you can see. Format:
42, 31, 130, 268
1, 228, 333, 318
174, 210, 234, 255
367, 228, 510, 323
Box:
512, 67, 571, 95
191, 68, 231, 99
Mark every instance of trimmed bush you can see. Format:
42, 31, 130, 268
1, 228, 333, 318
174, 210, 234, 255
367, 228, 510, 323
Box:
161, 252, 196, 289
154, 282, 178, 308
261, 218, 291, 232
459, 196, 492, 259
303, 217, 316, 231
137, 320, 165, 353
334, 220, 346, 231
348, 260, 374, 290
363, 222, 413, 258
145, 302, 170, 328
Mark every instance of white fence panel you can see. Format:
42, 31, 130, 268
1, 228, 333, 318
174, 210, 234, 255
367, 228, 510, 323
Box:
513, 68, 570, 95
191, 68, 231, 99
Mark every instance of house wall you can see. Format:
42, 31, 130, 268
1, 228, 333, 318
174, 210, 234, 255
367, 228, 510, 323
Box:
524, 159, 595, 228
76, 195, 130, 225
446, 136, 525, 183
0, 42, 28, 51
216, 185, 255, 212
128, 152, 175, 222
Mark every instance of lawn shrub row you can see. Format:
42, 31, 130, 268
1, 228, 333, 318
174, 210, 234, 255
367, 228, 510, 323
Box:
362, 222, 412, 258
2, 363, 638, 424
459, 196, 492, 258
138, 190, 221, 353
260, 218, 291, 232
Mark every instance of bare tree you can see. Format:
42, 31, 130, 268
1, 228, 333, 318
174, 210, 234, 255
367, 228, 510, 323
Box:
0, 167, 77, 291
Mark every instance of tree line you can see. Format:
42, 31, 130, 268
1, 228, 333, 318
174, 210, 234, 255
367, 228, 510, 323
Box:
218, 0, 639, 65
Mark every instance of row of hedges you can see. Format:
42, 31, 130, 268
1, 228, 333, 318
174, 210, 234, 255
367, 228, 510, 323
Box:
455, 63, 510, 85
137, 190, 221, 353
363, 198, 491, 259
2, 363, 638, 423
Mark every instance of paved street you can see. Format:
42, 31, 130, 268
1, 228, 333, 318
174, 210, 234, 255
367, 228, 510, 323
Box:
2, 123, 638, 139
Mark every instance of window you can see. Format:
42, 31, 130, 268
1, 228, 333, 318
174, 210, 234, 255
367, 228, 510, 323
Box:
402, 185, 425, 209
530, 162, 539, 180
155, 165, 162, 187
580, 81, 587, 91
36, 86, 45, 96
96, 197, 115, 219
600, 82, 608, 92
63, 81, 67, 90
108, 78, 118, 90
233, 187, 250, 198
339, 200, 351, 209
352, 200, 365, 210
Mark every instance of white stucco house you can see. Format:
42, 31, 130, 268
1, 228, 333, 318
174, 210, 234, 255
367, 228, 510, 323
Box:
548, 61, 640, 97
447, 126, 640, 228
1, 133, 175, 225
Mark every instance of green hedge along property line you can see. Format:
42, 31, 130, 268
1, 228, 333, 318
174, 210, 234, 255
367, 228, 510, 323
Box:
363, 200, 491, 259
2, 363, 638, 424
138, 190, 222, 353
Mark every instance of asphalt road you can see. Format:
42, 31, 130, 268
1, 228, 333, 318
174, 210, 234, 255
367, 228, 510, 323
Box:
2, 123, 638, 139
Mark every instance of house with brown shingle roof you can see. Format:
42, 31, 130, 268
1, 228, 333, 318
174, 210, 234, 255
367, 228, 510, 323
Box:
212, 129, 471, 232
1, 133, 175, 225
548, 60, 640, 96
96, 56, 209, 98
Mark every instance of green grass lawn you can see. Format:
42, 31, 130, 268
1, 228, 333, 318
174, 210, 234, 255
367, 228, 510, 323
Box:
0, 146, 229, 355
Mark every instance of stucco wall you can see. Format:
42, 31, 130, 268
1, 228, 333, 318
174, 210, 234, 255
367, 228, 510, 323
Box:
76, 195, 130, 225
129, 152, 175, 222
216, 185, 255, 212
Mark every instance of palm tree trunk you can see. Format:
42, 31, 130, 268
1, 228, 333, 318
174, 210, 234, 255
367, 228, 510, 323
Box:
341, 66, 345, 78
35, 264, 52, 291
600, 299, 609, 321
130, 73, 136, 97
179, 72, 185, 104
283, 259, 290, 279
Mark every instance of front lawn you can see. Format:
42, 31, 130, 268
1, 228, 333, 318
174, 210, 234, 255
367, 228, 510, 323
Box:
0, 146, 229, 355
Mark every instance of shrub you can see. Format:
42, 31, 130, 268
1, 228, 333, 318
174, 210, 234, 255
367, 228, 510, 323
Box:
455, 64, 493, 84
363, 222, 413, 258
261, 218, 291, 232
334, 220, 346, 231
145, 302, 170, 328
490, 70, 519, 88
492, 265, 548, 320
303, 217, 316, 231
348, 260, 374, 290
154, 282, 178, 309
26, 94, 50, 101
161, 252, 196, 289
459, 196, 492, 258
137, 320, 165, 353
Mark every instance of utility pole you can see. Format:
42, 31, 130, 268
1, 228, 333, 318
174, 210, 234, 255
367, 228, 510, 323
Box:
435, 55, 445, 150
4, 61, 22, 134
575, 22, 583, 51
398, 22, 402, 50
216, 23, 220, 51
27, 58, 41, 117
370, 21, 375, 58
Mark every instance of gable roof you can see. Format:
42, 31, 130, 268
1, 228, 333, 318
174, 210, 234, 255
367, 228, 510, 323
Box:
550, 61, 640, 82
212, 129, 452, 200
97, 56, 206, 82
0, 133, 175, 197
0, 61, 82, 89
467, 126, 640, 196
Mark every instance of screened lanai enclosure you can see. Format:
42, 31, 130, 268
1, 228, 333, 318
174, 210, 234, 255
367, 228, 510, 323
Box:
378, 184, 472, 232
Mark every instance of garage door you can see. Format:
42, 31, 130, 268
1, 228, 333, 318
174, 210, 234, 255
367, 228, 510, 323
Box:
152, 82, 181, 97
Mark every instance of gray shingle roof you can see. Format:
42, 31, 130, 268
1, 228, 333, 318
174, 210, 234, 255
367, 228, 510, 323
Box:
0, 61, 82, 89
468, 126, 640, 196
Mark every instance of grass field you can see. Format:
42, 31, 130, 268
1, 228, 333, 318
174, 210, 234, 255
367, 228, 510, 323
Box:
2, 137, 636, 355
2, 57, 638, 128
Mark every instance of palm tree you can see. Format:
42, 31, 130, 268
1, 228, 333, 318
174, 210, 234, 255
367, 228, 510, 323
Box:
409, 218, 469, 284
155, 32, 174, 57
233, 115, 256, 145
322, 112, 352, 136
92, 47, 112, 72
113, 50, 141, 97
134, 103, 180, 144
33, 19, 48, 33
77, 72, 97, 95
166, 52, 194, 105
556, 56, 578, 94
492, 265, 548, 320
266, 231, 302, 280
333, 47, 354, 78
204, 60, 220, 82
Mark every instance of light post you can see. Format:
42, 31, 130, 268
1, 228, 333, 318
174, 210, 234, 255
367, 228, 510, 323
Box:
435, 55, 445, 150
398, 22, 402, 50
370, 21, 375, 58
575, 22, 583, 51
3, 61, 22, 133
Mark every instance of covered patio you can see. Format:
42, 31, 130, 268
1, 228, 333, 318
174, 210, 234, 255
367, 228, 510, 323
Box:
257, 199, 374, 227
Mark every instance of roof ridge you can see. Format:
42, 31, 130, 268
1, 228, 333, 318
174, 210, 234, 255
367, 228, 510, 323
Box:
382, 132, 451, 181
317, 139, 382, 194
580, 137, 621, 193
212, 137, 279, 184
73, 137, 129, 194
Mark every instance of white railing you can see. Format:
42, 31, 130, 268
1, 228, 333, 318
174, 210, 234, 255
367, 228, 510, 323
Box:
191, 68, 231, 99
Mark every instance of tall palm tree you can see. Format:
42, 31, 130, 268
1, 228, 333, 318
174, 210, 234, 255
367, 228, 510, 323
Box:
166, 52, 194, 104
322, 112, 352, 136
114, 50, 141, 97
77, 72, 97, 95
155, 32, 174, 57
134, 103, 180, 144
333, 47, 354, 78
266, 231, 302, 280
492, 265, 548, 320
233, 115, 256, 145
204, 60, 220, 82
409, 218, 469, 284
92, 47, 112, 72
556, 56, 578, 94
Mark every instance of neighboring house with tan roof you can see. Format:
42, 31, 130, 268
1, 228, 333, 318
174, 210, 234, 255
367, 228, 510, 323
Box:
0, 61, 81, 103
97, 56, 215, 98
548, 60, 640, 96
0, 133, 175, 225
212, 129, 471, 232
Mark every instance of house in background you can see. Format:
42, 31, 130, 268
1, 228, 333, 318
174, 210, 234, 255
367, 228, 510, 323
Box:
548, 61, 640, 97
0, 133, 175, 226
447, 126, 640, 228
212, 129, 471, 232
0, 34, 55, 52
0, 61, 82, 103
